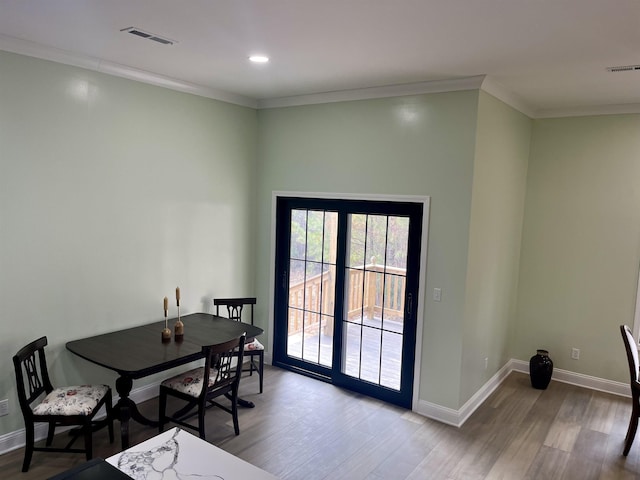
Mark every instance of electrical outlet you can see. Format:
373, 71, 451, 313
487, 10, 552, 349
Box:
571, 348, 580, 360
0, 399, 8, 417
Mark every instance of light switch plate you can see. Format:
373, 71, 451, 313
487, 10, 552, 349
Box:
433, 288, 442, 302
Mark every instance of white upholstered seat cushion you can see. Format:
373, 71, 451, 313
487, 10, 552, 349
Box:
32, 384, 109, 416
161, 367, 215, 398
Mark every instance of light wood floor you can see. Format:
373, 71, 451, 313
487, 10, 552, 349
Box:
2, 367, 640, 479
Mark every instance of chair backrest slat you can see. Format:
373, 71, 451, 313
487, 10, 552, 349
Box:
214, 297, 256, 326
24, 351, 44, 398
13, 336, 54, 414
201, 334, 246, 396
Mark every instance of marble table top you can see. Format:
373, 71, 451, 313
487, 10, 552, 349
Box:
106, 427, 279, 480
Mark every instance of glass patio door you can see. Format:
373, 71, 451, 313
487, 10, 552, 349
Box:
273, 197, 423, 408
283, 207, 338, 369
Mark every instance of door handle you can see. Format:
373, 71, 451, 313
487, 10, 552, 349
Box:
407, 293, 413, 317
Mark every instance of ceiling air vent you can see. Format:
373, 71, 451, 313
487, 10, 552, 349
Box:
148, 36, 173, 45
607, 64, 640, 73
120, 27, 176, 45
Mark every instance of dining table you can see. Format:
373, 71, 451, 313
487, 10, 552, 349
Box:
66, 312, 263, 448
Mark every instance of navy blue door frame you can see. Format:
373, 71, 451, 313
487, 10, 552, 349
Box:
273, 196, 423, 409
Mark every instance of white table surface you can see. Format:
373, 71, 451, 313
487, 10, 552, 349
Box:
106, 427, 279, 480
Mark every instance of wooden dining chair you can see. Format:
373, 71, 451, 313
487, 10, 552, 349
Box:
158, 333, 246, 440
13, 336, 114, 472
620, 325, 640, 455
214, 297, 264, 393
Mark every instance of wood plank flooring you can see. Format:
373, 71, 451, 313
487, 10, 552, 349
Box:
1, 368, 639, 479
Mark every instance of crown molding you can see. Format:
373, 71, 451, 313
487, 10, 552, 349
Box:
480, 76, 640, 119
479, 76, 536, 118
0, 34, 257, 109
3, 33, 639, 117
534, 102, 640, 119
257, 75, 487, 109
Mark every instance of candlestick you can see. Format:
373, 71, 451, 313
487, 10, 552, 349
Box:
162, 296, 171, 342
174, 316, 184, 342
174, 287, 183, 341
161, 327, 172, 342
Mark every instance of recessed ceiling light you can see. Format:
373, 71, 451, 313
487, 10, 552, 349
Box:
249, 55, 269, 64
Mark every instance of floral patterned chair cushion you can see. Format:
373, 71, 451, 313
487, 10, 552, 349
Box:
32, 384, 110, 416
161, 367, 216, 398
246, 338, 264, 351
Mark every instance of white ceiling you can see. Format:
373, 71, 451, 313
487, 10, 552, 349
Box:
1, 0, 639, 117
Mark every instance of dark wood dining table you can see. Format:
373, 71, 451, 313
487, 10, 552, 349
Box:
66, 312, 263, 448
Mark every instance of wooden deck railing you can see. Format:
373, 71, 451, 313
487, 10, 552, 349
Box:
288, 264, 406, 335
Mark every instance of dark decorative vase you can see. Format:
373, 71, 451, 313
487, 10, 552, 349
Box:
529, 349, 553, 390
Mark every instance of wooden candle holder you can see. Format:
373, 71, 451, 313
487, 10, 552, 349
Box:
175, 287, 184, 341
174, 318, 184, 342
162, 296, 171, 342
161, 328, 172, 343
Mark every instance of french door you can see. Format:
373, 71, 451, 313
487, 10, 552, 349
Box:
273, 196, 423, 408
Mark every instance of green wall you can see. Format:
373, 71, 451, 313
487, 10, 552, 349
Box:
514, 114, 640, 381
3, 46, 640, 442
0, 50, 258, 436
460, 92, 531, 404
256, 92, 480, 408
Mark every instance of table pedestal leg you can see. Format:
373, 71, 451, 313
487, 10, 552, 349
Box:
225, 393, 255, 408
237, 397, 255, 408
114, 376, 158, 449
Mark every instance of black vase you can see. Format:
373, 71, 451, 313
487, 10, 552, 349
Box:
529, 349, 553, 389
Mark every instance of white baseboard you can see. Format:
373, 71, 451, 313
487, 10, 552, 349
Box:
414, 359, 513, 427
414, 358, 631, 428
0, 356, 629, 455
509, 359, 630, 397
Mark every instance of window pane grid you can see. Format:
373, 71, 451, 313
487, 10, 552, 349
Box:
343, 213, 406, 390
287, 209, 337, 366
